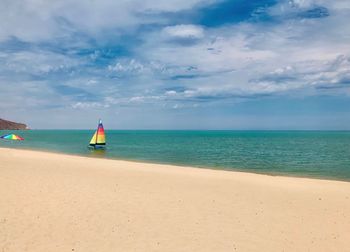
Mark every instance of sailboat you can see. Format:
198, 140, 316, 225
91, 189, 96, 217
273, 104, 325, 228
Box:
89, 119, 106, 149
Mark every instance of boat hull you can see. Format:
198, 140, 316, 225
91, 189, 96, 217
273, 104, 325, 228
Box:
88, 144, 106, 150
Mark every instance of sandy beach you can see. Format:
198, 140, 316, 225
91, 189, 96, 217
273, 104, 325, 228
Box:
1, 148, 350, 251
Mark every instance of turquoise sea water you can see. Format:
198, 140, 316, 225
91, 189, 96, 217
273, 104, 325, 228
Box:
1, 130, 350, 181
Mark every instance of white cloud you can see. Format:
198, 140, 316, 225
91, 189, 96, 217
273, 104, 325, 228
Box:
165, 90, 177, 96
162, 25, 204, 39
0, 50, 81, 75
0, 0, 211, 42
72, 102, 109, 109
131, 0, 350, 100
1, 0, 350, 128
108, 59, 146, 74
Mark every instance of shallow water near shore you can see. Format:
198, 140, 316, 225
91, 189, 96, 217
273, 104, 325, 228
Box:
1, 130, 349, 180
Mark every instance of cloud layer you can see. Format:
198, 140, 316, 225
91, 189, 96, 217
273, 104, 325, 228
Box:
1, 0, 350, 129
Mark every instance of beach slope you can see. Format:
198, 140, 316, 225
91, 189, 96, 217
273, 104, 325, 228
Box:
1, 148, 350, 251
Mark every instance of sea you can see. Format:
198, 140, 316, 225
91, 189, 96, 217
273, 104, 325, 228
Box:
1, 130, 350, 181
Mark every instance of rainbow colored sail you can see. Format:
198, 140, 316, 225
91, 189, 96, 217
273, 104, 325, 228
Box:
0, 133, 24, 140
89, 119, 106, 149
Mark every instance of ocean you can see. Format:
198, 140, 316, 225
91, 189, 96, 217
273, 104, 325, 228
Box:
1, 130, 349, 181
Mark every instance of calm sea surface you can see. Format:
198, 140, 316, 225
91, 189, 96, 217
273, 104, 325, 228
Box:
1, 130, 350, 180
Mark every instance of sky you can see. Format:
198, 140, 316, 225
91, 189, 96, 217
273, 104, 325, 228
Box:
0, 0, 350, 129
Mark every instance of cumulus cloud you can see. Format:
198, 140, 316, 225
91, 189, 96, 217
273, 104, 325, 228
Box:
163, 25, 204, 39
108, 59, 146, 75
0, 0, 211, 42
0, 50, 81, 76
248, 55, 350, 96
72, 102, 109, 109
0, 0, 350, 128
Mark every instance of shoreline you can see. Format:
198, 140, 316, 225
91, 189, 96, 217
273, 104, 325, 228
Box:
1, 147, 350, 251
1, 146, 349, 183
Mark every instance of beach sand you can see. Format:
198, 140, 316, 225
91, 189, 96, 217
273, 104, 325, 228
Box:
1, 148, 350, 252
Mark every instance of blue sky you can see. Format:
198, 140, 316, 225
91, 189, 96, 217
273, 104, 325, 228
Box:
1, 0, 350, 129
